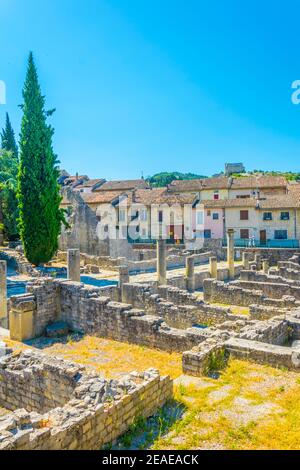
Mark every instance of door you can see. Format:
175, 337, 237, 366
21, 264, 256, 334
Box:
260, 230, 266, 246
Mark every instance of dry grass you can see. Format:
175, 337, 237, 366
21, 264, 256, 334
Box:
150, 359, 300, 450
210, 302, 249, 316
5, 335, 182, 380
5, 335, 300, 449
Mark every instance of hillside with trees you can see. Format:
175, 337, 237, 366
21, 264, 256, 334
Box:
146, 171, 207, 187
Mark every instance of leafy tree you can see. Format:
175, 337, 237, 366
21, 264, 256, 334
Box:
0, 149, 19, 240
17, 52, 65, 265
1, 113, 18, 158
147, 171, 207, 188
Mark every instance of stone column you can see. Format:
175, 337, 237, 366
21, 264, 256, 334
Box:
157, 239, 167, 285
209, 256, 218, 279
226, 229, 235, 280
262, 258, 269, 274
67, 249, 81, 282
242, 252, 250, 270
0, 261, 7, 328
185, 256, 195, 292
118, 265, 129, 302
254, 253, 261, 270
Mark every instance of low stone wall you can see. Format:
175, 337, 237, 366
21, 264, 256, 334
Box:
0, 350, 172, 450
0, 249, 38, 276
121, 283, 244, 329
56, 249, 213, 275
0, 350, 82, 413
240, 269, 300, 286
10, 278, 210, 352
249, 304, 288, 320
182, 316, 293, 377
203, 278, 300, 309
182, 338, 228, 376
59, 281, 209, 352
237, 316, 290, 345
232, 279, 300, 301
224, 337, 300, 370
233, 248, 300, 266
161, 264, 242, 291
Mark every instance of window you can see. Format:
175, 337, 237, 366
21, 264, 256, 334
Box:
263, 212, 272, 221
158, 211, 163, 223
236, 195, 250, 199
240, 229, 249, 239
280, 212, 290, 220
196, 211, 204, 225
140, 209, 147, 221
240, 210, 249, 220
207, 210, 211, 216
274, 230, 287, 240
213, 191, 219, 200
212, 212, 219, 220
204, 229, 211, 239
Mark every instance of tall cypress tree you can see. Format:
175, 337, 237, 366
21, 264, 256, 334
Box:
17, 52, 65, 265
1, 113, 18, 158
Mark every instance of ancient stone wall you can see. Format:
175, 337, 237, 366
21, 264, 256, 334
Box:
0, 249, 38, 276
234, 248, 300, 266
121, 283, 243, 329
59, 189, 110, 256
232, 279, 300, 301
0, 350, 172, 450
203, 278, 300, 309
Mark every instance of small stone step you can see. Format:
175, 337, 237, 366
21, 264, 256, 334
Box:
45, 322, 69, 338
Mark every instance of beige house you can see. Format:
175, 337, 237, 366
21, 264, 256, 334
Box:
117, 188, 198, 242
224, 195, 300, 246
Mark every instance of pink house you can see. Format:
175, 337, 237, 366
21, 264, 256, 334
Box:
192, 202, 224, 240
204, 207, 224, 239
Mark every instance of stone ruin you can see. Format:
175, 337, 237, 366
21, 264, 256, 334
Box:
2, 240, 300, 449
0, 349, 172, 450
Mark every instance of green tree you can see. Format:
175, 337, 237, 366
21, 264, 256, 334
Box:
17, 52, 65, 265
0, 149, 19, 240
1, 113, 18, 158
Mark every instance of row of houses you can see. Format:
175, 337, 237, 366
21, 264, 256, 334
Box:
60, 173, 300, 248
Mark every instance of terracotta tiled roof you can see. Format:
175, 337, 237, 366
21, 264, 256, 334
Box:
199, 177, 230, 189
74, 178, 106, 190
81, 191, 128, 204
200, 198, 257, 209
81, 178, 105, 187
201, 194, 300, 209
95, 179, 150, 191
168, 175, 288, 192
258, 195, 300, 209
133, 188, 197, 205
230, 175, 287, 189
168, 179, 206, 192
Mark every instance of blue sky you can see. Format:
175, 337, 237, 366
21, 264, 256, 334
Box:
0, 0, 300, 179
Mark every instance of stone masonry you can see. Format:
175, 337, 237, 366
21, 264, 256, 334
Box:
0, 349, 172, 450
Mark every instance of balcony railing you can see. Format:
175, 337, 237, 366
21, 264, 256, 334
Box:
127, 237, 184, 245
222, 238, 300, 248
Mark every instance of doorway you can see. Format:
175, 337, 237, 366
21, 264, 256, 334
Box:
260, 230, 266, 246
